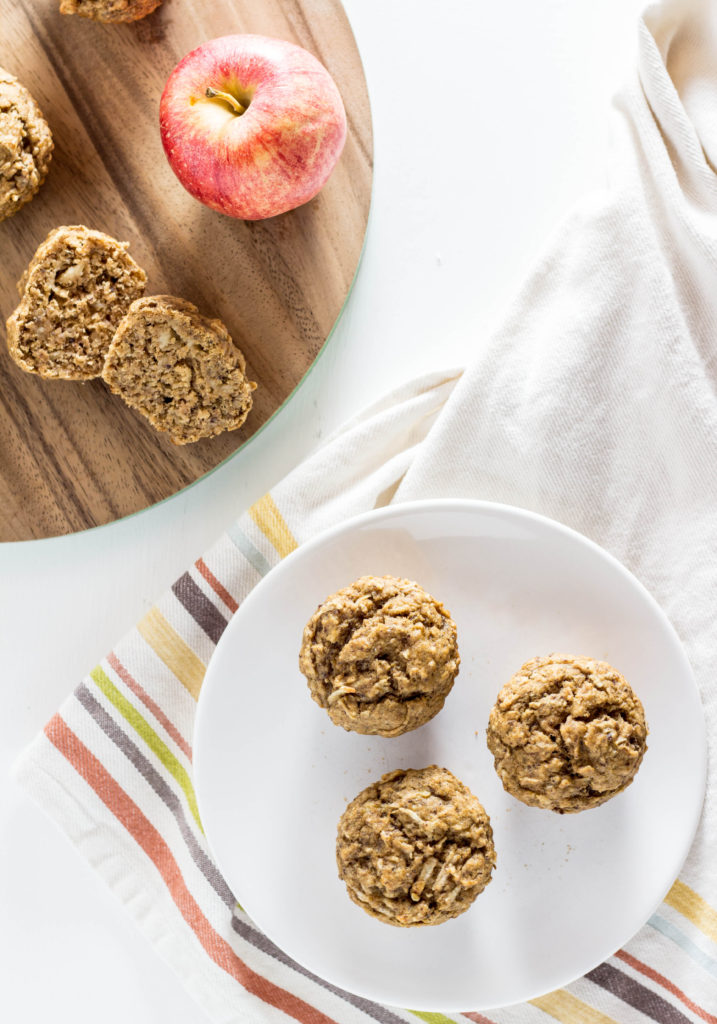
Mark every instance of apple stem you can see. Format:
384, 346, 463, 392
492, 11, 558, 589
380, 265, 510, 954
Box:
205, 87, 246, 116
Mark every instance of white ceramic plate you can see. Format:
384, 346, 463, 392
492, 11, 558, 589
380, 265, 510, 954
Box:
194, 500, 706, 1010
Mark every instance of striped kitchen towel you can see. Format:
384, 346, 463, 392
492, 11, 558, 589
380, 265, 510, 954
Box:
15, 1, 717, 1023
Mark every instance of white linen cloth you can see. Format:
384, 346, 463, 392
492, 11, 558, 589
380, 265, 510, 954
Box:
16, 1, 717, 1022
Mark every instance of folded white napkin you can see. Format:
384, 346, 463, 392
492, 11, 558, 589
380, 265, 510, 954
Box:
16, 1, 717, 1022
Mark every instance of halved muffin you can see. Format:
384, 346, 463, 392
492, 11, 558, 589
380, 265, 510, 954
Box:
102, 295, 256, 444
6, 225, 147, 379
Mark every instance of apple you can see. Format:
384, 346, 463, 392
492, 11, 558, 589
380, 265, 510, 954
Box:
159, 34, 347, 220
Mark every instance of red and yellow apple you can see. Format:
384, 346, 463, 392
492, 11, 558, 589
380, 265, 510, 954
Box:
159, 34, 347, 221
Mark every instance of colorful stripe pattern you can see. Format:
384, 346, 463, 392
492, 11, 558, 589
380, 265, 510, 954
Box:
16, 495, 717, 1024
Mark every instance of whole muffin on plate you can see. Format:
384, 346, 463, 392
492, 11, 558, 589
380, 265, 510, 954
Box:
299, 574, 459, 736
487, 653, 648, 813
336, 765, 496, 926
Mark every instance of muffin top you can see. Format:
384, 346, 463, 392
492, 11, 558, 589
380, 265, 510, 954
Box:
487, 653, 648, 813
336, 765, 496, 926
299, 575, 459, 736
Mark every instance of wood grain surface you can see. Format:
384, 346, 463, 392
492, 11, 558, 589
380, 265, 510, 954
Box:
0, 0, 372, 541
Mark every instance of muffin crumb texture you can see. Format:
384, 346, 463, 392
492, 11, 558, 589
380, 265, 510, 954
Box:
59, 0, 162, 22
6, 225, 147, 379
487, 653, 648, 813
336, 765, 496, 927
299, 575, 460, 736
102, 295, 256, 444
0, 67, 53, 222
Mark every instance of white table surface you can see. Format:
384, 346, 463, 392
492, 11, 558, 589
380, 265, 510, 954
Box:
0, 1, 646, 1020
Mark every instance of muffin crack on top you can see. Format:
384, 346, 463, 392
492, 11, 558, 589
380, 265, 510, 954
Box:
336, 766, 496, 927
487, 653, 648, 813
299, 575, 460, 736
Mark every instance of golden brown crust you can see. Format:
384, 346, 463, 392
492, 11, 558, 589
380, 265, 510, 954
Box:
6, 225, 147, 379
299, 575, 460, 737
0, 67, 53, 222
102, 295, 256, 444
486, 653, 648, 813
59, 0, 162, 23
336, 766, 496, 926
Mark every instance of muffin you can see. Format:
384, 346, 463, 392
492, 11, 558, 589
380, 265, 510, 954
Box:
59, 0, 162, 22
102, 295, 256, 444
299, 575, 460, 737
336, 766, 496, 926
0, 68, 53, 222
487, 653, 648, 813
6, 225, 147, 379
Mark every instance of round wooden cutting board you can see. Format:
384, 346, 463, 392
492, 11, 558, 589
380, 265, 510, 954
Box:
0, 0, 372, 541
